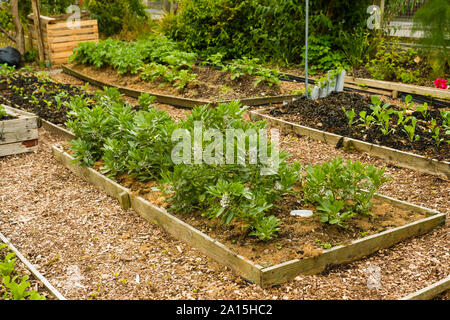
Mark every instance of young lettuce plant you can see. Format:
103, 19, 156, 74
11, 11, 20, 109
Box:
342, 107, 356, 126
430, 119, 444, 149
402, 116, 420, 142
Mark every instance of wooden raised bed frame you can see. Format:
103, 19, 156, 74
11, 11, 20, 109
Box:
52, 145, 445, 288
249, 109, 450, 180
61, 64, 305, 108
401, 275, 450, 300
0, 105, 38, 157
344, 76, 450, 101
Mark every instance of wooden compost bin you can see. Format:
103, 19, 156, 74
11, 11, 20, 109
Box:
0, 105, 38, 157
27, 12, 98, 65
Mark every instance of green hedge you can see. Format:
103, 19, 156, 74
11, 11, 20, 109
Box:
162, 0, 372, 64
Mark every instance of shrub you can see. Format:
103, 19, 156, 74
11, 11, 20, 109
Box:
85, 0, 148, 36
413, 0, 450, 76
303, 158, 389, 227
66, 93, 301, 241
366, 39, 428, 84
162, 0, 372, 64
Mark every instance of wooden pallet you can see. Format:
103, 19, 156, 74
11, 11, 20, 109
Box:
0, 105, 38, 157
27, 13, 98, 66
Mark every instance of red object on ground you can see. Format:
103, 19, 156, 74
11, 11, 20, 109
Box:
434, 78, 448, 89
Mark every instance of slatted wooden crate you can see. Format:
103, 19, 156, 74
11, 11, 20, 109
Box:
0, 105, 38, 157
27, 12, 98, 65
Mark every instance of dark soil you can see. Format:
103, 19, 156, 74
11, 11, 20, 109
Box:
0, 71, 97, 125
0, 114, 16, 121
268, 92, 450, 161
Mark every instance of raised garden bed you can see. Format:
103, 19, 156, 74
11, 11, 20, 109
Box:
0, 105, 38, 157
62, 64, 305, 108
52, 145, 446, 288
250, 92, 450, 179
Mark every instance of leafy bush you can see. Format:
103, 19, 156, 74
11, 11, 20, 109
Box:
66, 92, 300, 241
303, 158, 389, 226
161, 102, 301, 240
336, 27, 379, 70
0, 2, 13, 31
85, 0, 148, 36
301, 34, 348, 73
413, 0, 450, 76
24, 49, 38, 63
162, 0, 372, 64
366, 39, 427, 84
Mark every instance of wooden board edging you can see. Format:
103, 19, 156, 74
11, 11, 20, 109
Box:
260, 211, 445, 287
250, 109, 450, 180
0, 231, 66, 300
39, 118, 75, 140
345, 77, 450, 101
400, 276, 450, 300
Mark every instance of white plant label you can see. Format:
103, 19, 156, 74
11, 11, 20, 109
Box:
365, 264, 382, 290
66, 5, 81, 29
367, 5, 381, 30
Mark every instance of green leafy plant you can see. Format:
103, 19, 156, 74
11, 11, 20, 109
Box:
0, 245, 46, 300
303, 158, 389, 224
441, 110, 450, 135
402, 116, 420, 142
315, 198, 355, 228
342, 107, 356, 126
430, 119, 444, 149
248, 215, 282, 242
416, 103, 429, 120
173, 69, 197, 90
0, 105, 7, 120
137, 93, 156, 111
366, 39, 426, 84
358, 111, 376, 131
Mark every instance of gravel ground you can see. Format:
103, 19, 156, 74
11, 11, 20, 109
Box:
0, 126, 448, 300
